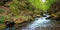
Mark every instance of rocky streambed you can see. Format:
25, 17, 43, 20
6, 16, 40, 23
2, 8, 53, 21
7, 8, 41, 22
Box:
5, 15, 60, 30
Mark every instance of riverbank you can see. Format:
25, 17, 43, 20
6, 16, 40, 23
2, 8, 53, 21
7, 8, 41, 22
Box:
4, 15, 60, 30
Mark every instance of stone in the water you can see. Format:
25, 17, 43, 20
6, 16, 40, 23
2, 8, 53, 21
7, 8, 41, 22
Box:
46, 18, 50, 19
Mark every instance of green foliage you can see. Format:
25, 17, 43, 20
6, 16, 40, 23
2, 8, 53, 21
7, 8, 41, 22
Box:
29, 0, 56, 11
0, 0, 9, 5
9, 0, 20, 15
8, 0, 34, 15
45, 0, 56, 10
0, 9, 4, 13
29, 0, 42, 9
0, 2, 4, 5
0, 16, 5, 24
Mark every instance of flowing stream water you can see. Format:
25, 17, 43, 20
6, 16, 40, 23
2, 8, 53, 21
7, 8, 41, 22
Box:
5, 15, 60, 30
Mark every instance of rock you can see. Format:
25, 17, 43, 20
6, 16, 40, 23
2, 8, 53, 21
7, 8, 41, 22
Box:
5, 21, 15, 27
36, 14, 42, 18
46, 14, 59, 20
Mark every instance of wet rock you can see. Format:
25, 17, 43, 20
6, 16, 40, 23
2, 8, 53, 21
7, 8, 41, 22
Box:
42, 15, 47, 17
46, 14, 55, 19
5, 21, 15, 27
55, 16, 60, 21
36, 15, 41, 18
46, 14, 60, 20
